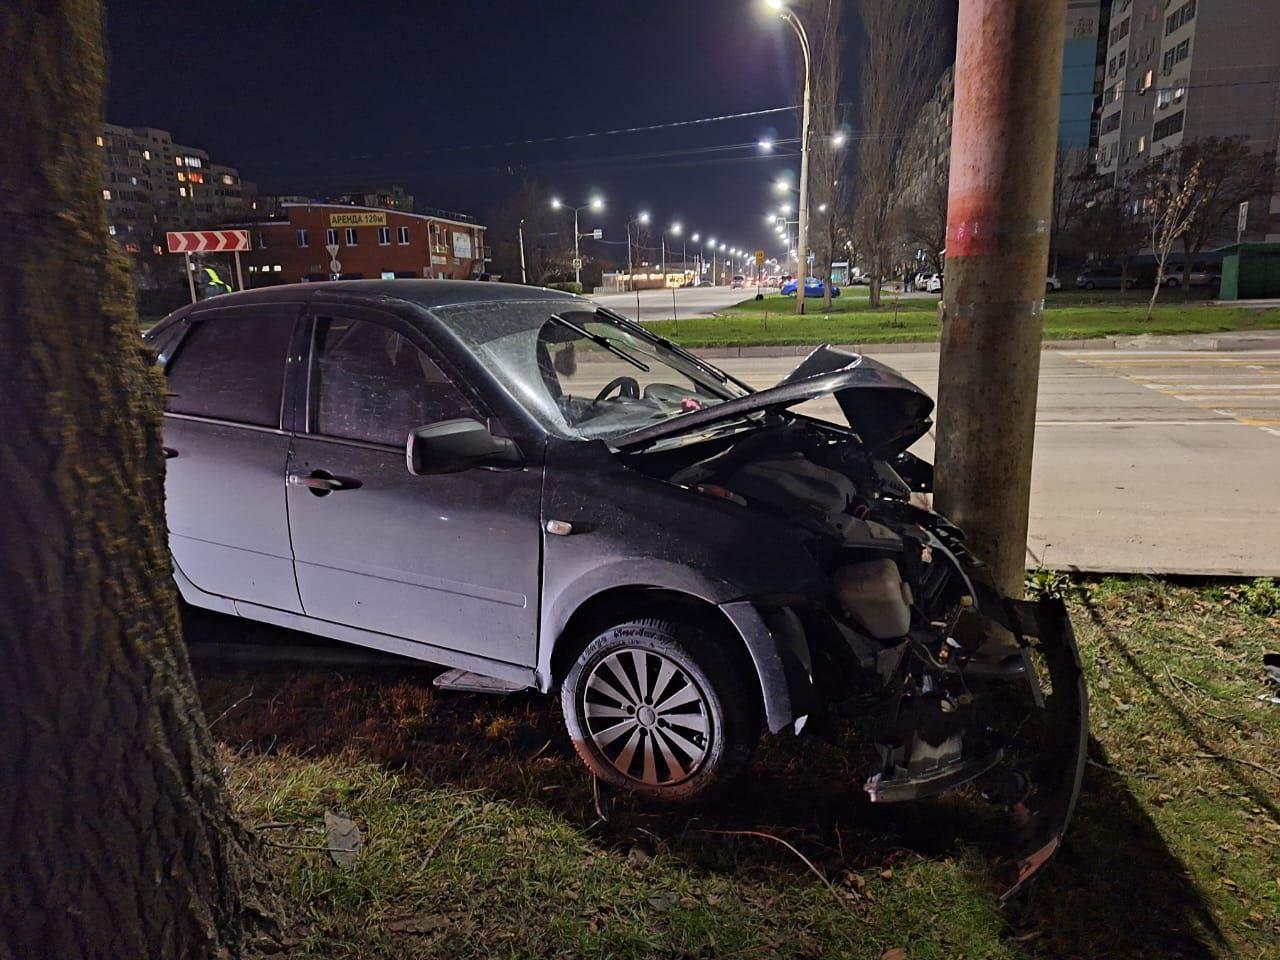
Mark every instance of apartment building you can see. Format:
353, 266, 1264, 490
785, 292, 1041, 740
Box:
1095, 0, 1280, 238
98, 124, 255, 252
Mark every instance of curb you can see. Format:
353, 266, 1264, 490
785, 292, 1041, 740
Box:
686, 331, 1280, 358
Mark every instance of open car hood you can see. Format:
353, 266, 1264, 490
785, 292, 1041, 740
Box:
613, 344, 934, 455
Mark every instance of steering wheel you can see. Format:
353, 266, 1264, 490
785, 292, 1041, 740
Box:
595, 376, 640, 402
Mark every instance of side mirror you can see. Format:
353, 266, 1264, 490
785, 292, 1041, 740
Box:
406, 418, 523, 476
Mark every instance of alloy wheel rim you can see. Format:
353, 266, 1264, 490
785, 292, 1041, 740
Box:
581, 648, 712, 786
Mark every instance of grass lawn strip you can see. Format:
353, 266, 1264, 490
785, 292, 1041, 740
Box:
211, 578, 1280, 959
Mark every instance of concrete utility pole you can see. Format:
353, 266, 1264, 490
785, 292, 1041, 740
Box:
933, 0, 1067, 597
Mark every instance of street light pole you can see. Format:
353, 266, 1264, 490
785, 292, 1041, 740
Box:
518, 218, 527, 284
573, 207, 581, 288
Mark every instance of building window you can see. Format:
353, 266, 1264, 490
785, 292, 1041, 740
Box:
326, 228, 337, 246
1141, 69, 1152, 92
1157, 87, 1173, 108
377, 226, 391, 246
1118, 50, 1126, 70
1163, 38, 1191, 74
1166, 0, 1196, 35
221, 174, 235, 186
177, 171, 186, 182
95, 135, 104, 147
1137, 135, 1146, 154
179, 187, 187, 197
142, 148, 150, 160
1101, 111, 1121, 135
345, 227, 358, 246
1154, 110, 1185, 141
397, 226, 410, 245
175, 157, 183, 167
297, 228, 309, 248
102, 188, 112, 200
188, 171, 204, 184
108, 224, 117, 236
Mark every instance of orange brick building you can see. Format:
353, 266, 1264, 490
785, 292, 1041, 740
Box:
236, 203, 488, 283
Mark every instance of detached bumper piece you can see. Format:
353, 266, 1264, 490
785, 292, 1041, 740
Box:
998, 597, 1088, 901
860, 596, 1088, 900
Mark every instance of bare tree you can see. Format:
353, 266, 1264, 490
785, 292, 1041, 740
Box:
1050, 148, 1091, 276
801, 0, 851, 310
899, 159, 949, 276
1172, 137, 1276, 291
486, 180, 575, 284
1133, 158, 1205, 319
855, 0, 945, 307
0, 1, 279, 956
1076, 174, 1146, 294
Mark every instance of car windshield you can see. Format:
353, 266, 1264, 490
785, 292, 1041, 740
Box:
433, 300, 750, 441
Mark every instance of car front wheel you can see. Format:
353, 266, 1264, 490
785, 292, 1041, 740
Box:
561, 618, 759, 803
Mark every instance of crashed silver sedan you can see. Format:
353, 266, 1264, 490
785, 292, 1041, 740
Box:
148, 280, 1087, 896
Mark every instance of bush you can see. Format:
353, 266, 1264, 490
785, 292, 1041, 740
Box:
544, 281, 583, 295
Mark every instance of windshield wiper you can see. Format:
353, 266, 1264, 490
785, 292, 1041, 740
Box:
593, 307, 753, 394
548, 312, 650, 373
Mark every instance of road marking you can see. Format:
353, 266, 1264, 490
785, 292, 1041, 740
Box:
1034, 418, 1242, 426
1172, 394, 1280, 402
1152, 384, 1280, 391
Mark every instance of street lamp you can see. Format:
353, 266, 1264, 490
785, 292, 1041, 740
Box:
550, 195, 605, 287
626, 210, 650, 291
763, 0, 813, 315
758, 137, 774, 152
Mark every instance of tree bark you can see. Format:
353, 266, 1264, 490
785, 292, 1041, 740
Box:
0, 2, 275, 956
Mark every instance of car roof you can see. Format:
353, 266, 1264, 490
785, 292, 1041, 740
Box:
184, 279, 579, 317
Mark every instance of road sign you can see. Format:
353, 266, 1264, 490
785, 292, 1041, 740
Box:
571, 257, 583, 270
754, 249, 765, 266
1237, 201, 1249, 242
592, 229, 603, 240
166, 229, 250, 254
330, 258, 342, 273
326, 243, 340, 258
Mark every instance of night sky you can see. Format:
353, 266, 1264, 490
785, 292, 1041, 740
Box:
104, 0, 873, 261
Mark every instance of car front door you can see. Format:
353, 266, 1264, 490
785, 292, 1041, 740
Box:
285, 307, 543, 667
161, 303, 303, 612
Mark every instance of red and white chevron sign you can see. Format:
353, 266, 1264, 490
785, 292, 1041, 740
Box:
165, 229, 250, 254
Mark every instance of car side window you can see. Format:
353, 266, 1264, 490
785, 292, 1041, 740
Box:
165, 311, 295, 427
312, 317, 477, 447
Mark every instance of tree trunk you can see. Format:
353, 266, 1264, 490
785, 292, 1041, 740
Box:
0, 2, 276, 957
1147, 262, 1163, 321
868, 253, 883, 307
1181, 234, 1193, 297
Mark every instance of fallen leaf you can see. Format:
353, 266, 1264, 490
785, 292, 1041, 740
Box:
880, 948, 908, 960
323, 811, 361, 869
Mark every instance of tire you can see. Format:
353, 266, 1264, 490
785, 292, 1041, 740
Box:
561, 618, 760, 804
1084, 281, 1095, 290
1165, 277, 1180, 288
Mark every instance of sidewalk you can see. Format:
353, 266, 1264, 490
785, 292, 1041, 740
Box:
692, 328, 1280, 359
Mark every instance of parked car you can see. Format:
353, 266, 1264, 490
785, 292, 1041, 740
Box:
924, 273, 943, 294
780, 277, 841, 298
693, 278, 713, 287
730, 275, 746, 289
1075, 266, 1135, 290
850, 273, 871, 285
913, 273, 932, 292
146, 281, 1085, 895
1188, 261, 1222, 288
1045, 275, 1062, 293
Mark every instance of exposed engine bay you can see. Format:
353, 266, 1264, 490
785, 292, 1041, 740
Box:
623, 402, 1088, 899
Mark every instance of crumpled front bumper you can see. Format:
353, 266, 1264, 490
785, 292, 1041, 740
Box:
997, 595, 1089, 900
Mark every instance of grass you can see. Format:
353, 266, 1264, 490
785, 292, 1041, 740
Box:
640, 288, 1280, 348
202, 578, 1280, 959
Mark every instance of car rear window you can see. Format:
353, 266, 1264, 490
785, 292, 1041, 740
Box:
165, 309, 296, 427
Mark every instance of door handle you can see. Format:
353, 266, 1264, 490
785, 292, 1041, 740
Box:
288, 470, 362, 495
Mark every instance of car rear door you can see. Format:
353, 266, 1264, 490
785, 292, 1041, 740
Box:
161, 302, 303, 612
285, 305, 543, 667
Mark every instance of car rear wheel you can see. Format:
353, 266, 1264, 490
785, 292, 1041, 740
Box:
561, 618, 759, 804
1084, 280, 1095, 290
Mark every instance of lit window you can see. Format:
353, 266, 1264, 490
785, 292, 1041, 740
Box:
297, 229, 309, 247
345, 228, 358, 246
143, 149, 150, 160
175, 157, 183, 167
130, 176, 137, 185
377, 226, 391, 245
273, 265, 282, 272
95, 135, 104, 146
177, 171, 186, 182
1138, 135, 1146, 153
326, 228, 337, 246
108, 224, 117, 236
221, 174, 234, 185
397, 226, 410, 244
189, 171, 204, 184
179, 187, 187, 197
102, 188, 112, 200
1141, 69, 1152, 92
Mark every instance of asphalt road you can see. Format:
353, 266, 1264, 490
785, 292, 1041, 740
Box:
592, 284, 759, 320
717, 349, 1280, 576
